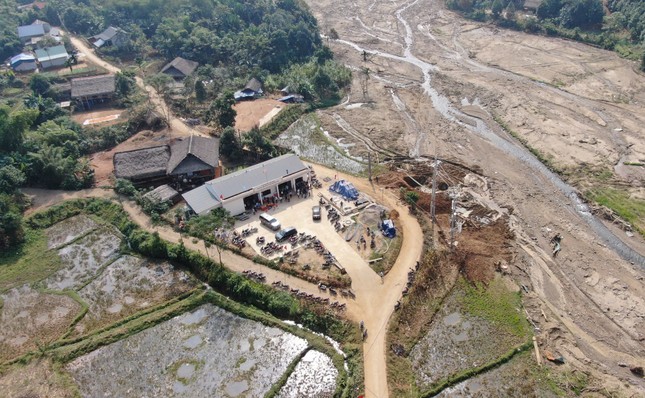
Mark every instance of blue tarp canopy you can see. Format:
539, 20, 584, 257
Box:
381, 219, 396, 238
329, 179, 359, 200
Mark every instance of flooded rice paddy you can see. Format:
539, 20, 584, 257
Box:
67, 304, 337, 397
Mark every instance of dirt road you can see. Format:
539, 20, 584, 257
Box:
307, 0, 645, 394
68, 35, 205, 139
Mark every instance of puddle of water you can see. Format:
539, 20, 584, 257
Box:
239, 358, 256, 372
177, 363, 195, 379
225, 380, 249, 397
444, 312, 461, 326
183, 335, 202, 349
107, 303, 123, 314
173, 381, 188, 393
181, 307, 208, 325
452, 331, 468, 343
345, 103, 366, 110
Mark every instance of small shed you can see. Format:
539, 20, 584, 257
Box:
142, 184, 180, 205
161, 57, 199, 79
90, 26, 130, 48
34, 45, 69, 69
10, 53, 37, 72
278, 94, 304, 104
71, 75, 116, 109
234, 78, 263, 101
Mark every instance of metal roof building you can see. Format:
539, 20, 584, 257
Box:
183, 154, 310, 216
34, 45, 68, 69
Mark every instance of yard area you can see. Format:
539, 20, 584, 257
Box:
234, 98, 284, 132
230, 171, 399, 290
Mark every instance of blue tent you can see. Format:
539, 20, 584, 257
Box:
381, 219, 396, 238
329, 180, 359, 200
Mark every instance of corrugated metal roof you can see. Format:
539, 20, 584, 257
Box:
34, 45, 68, 62
183, 185, 220, 215
10, 53, 36, 64
182, 154, 308, 214
18, 24, 45, 38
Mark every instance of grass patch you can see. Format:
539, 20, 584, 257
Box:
460, 278, 530, 339
0, 229, 62, 293
419, 340, 533, 397
587, 187, 645, 235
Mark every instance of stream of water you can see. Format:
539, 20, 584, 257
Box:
336, 0, 645, 266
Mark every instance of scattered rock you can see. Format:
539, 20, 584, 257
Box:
630, 366, 644, 377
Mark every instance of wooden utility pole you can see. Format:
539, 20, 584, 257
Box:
449, 187, 459, 251
430, 153, 438, 232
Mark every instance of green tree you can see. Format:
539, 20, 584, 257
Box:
243, 127, 274, 160
492, 0, 504, 18
0, 193, 24, 249
0, 107, 38, 152
219, 126, 243, 161
195, 79, 207, 103
209, 91, 237, 129
404, 190, 420, 209
29, 74, 52, 97
537, 0, 563, 19
0, 165, 26, 193
115, 70, 137, 98
641, 51, 645, 72
559, 0, 605, 28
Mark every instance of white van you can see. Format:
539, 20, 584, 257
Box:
259, 213, 281, 230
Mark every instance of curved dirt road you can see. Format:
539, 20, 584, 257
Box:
68, 35, 206, 138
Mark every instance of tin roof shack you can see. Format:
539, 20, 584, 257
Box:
142, 184, 180, 205
161, 57, 199, 80
234, 78, 263, 101
113, 136, 221, 187
10, 53, 37, 72
34, 45, 68, 69
71, 75, 116, 110
90, 26, 130, 49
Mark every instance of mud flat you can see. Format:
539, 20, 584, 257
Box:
66, 304, 309, 397
274, 115, 366, 175
0, 285, 80, 362
277, 350, 338, 398
410, 285, 528, 389
44, 227, 121, 291
75, 255, 196, 334
45, 215, 99, 249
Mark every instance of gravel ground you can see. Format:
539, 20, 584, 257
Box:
277, 350, 338, 398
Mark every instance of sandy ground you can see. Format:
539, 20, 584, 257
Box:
306, 0, 645, 396
71, 108, 123, 127
234, 98, 284, 132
